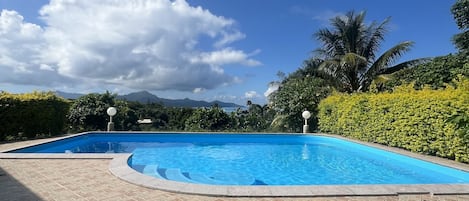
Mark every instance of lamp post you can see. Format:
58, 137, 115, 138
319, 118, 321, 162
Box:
107, 107, 117, 131
302, 110, 311, 133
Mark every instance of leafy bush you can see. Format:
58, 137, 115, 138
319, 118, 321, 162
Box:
0, 91, 70, 140
68, 92, 135, 131
451, 0, 469, 55
232, 104, 276, 132
184, 106, 232, 131
376, 54, 468, 91
318, 76, 469, 163
269, 76, 331, 132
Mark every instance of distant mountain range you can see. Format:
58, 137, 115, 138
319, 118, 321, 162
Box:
55, 90, 242, 108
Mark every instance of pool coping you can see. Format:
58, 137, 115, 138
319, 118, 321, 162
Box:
1, 132, 469, 197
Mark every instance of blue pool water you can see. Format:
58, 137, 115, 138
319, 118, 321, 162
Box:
10, 133, 469, 186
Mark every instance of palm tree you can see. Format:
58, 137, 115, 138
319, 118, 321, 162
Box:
314, 11, 422, 92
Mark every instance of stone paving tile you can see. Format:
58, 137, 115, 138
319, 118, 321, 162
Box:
0, 159, 466, 201
2, 136, 469, 201
0, 134, 80, 152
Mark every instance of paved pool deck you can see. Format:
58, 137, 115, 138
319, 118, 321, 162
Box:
1, 133, 469, 201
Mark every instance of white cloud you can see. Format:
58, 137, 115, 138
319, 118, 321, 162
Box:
214, 30, 246, 48
264, 82, 280, 97
190, 48, 262, 67
244, 90, 259, 99
0, 9, 72, 86
0, 0, 261, 92
39, 64, 54, 71
193, 87, 205, 93
214, 94, 237, 101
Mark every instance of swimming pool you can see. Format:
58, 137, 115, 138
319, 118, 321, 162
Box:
9, 132, 469, 186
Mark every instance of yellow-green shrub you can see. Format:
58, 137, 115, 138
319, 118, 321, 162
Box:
0, 91, 70, 140
318, 77, 469, 163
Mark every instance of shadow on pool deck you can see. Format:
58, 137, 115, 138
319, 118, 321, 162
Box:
0, 167, 42, 201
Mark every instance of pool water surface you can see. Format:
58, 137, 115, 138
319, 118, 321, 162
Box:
9, 133, 469, 186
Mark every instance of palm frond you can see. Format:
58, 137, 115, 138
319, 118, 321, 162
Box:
373, 74, 394, 84
365, 41, 414, 78
313, 10, 416, 92
340, 53, 367, 69
343, 11, 366, 53
318, 59, 340, 76
382, 57, 432, 74
315, 29, 344, 57
363, 17, 390, 61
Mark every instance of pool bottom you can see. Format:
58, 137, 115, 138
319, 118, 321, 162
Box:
2, 132, 469, 197
0, 152, 468, 197
122, 134, 468, 186
109, 154, 469, 197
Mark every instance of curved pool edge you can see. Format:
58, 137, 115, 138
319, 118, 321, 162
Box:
2, 131, 469, 197
109, 154, 469, 197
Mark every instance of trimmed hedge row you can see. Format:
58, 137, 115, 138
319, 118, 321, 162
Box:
0, 91, 70, 140
318, 77, 469, 163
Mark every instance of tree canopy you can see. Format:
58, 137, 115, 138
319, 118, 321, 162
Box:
268, 59, 331, 132
451, 0, 469, 55
314, 11, 418, 92
68, 92, 132, 131
372, 54, 469, 91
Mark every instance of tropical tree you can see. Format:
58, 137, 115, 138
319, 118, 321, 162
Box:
451, 0, 469, 55
233, 101, 275, 132
132, 102, 169, 130
372, 54, 469, 91
68, 92, 132, 131
314, 11, 420, 92
268, 59, 332, 132
167, 107, 195, 130
184, 105, 232, 131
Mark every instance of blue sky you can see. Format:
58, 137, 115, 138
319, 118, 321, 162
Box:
0, 0, 460, 105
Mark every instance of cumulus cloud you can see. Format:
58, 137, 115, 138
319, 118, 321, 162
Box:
244, 90, 259, 99
192, 87, 205, 93
264, 82, 280, 97
215, 94, 237, 101
214, 30, 245, 48
0, 9, 73, 86
189, 48, 261, 67
0, 0, 261, 92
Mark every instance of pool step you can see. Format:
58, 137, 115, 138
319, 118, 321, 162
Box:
142, 165, 164, 179
209, 172, 255, 185
164, 168, 195, 183
141, 165, 262, 185
186, 172, 226, 184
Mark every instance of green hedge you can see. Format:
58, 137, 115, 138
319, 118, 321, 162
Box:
318, 77, 469, 163
0, 91, 70, 140
377, 54, 469, 91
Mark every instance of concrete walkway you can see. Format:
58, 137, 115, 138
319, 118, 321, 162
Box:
1, 137, 469, 201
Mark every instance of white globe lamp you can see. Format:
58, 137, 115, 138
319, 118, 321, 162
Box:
106, 107, 117, 131
302, 110, 311, 133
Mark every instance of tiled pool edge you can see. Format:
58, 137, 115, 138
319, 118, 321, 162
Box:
107, 154, 469, 197
2, 132, 469, 197
3, 131, 468, 173
314, 133, 469, 173
0, 132, 88, 153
